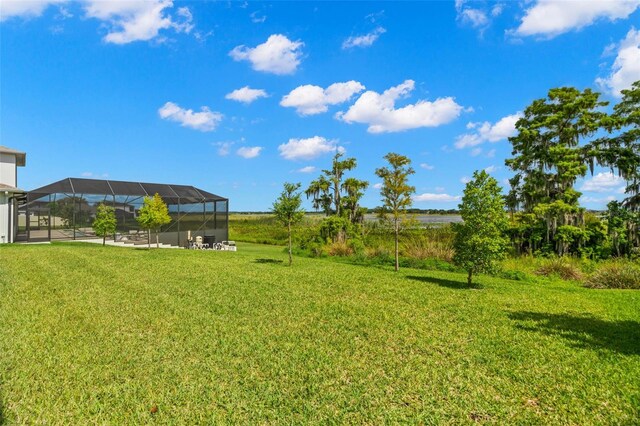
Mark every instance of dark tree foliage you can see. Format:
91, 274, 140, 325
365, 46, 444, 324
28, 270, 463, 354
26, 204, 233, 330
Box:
587, 81, 640, 211
505, 87, 608, 255
48, 196, 91, 228
505, 82, 640, 258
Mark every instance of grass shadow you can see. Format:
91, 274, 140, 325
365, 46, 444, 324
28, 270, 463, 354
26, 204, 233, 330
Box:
0, 390, 6, 425
254, 258, 284, 264
509, 311, 640, 356
406, 275, 481, 290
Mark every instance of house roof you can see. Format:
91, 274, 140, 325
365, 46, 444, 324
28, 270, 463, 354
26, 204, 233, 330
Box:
0, 183, 26, 193
0, 146, 26, 166
27, 177, 227, 204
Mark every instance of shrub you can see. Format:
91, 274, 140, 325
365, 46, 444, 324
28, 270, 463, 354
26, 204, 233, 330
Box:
348, 238, 366, 256
319, 216, 354, 243
535, 257, 583, 281
327, 241, 353, 257
499, 269, 530, 282
307, 241, 326, 258
422, 258, 458, 272
401, 235, 454, 262
365, 245, 392, 262
585, 261, 640, 289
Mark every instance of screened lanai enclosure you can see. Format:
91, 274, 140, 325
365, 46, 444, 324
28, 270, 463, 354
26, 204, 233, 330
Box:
18, 178, 228, 246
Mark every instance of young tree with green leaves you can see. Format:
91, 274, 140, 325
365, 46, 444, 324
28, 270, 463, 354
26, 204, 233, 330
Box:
92, 203, 117, 246
375, 153, 415, 272
272, 182, 306, 266
453, 170, 509, 286
137, 193, 172, 249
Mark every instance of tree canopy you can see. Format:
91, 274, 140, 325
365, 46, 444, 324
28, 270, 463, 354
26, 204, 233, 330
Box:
375, 152, 416, 271
306, 152, 368, 221
137, 193, 172, 249
92, 203, 116, 246
453, 170, 509, 285
505, 81, 640, 257
272, 182, 306, 266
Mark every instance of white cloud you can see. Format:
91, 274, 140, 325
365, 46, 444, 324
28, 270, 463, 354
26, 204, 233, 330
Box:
158, 101, 222, 131
84, 0, 193, 44
213, 141, 235, 156
281, 81, 365, 115
229, 34, 303, 75
56, 5, 73, 18
336, 80, 463, 133
342, 27, 386, 49
1, 0, 193, 43
484, 165, 498, 173
366, 10, 384, 24
580, 172, 626, 192
420, 163, 435, 170
373, 182, 383, 189
455, 112, 522, 149
491, 3, 504, 17
460, 8, 488, 28
485, 149, 496, 158
414, 193, 461, 202
174, 6, 193, 32
470, 148, 483, 157
278, 136, 341, 161
225, 86, 268, 104
460, 176, 471, 184
236, 146, 262, 159
580, 195, 617, 203
455, 0, 495, 33
81, 171, 108, 178
250, 11, 266, 23
513, 0, 640, 39
1, 0, 68, 21
596, 28, 640, 97
296, 166, 316, 173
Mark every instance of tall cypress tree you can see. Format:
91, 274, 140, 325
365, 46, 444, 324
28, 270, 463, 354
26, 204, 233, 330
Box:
506, 87, 608, 254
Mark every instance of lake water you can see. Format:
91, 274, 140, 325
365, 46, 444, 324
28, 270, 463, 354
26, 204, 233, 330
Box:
364, 214, 462, 224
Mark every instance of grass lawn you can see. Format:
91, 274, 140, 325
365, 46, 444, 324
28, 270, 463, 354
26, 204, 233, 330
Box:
1, 243, 639, 424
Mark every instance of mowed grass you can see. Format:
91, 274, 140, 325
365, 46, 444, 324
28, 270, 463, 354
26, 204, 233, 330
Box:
1, 243, 639, 424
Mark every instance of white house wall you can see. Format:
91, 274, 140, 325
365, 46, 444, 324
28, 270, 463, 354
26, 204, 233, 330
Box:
0, 193, 9, 243
0, 153, 17, 187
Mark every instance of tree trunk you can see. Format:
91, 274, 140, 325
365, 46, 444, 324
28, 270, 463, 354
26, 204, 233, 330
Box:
147, 229, 151, 249
288, 222, 292, 266
394, 219, 399, 272
334, 180, 341, 217
156, 230, 160, 249
467, 270, 473, 286
103, 235, 106, 246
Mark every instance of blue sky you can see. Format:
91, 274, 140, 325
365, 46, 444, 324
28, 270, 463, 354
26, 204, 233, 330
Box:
1, 0, 639, 211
